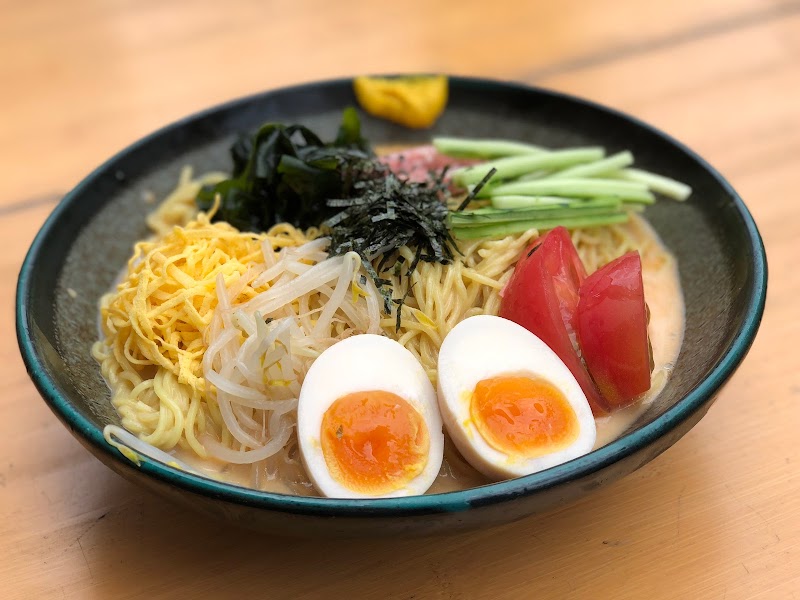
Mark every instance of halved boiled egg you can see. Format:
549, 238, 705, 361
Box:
297, 334, 444, 498
437, 315, 596, 480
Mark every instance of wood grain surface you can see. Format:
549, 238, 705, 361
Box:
2, 1, 799, 598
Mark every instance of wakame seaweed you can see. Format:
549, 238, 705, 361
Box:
196, 108, 374, 231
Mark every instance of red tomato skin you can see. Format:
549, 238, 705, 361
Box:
499, 227, 610, 415
577, 251, 651, 408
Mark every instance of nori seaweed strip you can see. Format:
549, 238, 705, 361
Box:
360, 258, 393, 313
375, 251, 395, 275
392, 283, 417, 333
407, 246, 425, 276
456, 167, 497, 212
327, 197, 373, 208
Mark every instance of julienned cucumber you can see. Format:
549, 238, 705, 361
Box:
437, 136, 691, 239
451, 148, 604, 187
451, 213, 630, 239
432, 137, 545, 158
549, 151, 634, 180
449, 202, 623, 226
482, 178, 655, 204
618, 168, 692, 201
487, 196, 622, 211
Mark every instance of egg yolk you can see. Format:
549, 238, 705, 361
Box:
471, 375, 579, 458
320, 391, 430, 495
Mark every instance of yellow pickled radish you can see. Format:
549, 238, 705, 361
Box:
353, 75, 448, 129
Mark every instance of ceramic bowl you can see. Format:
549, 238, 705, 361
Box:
16, 77, 767, 537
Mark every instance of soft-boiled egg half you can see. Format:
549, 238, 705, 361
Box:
437, 315, 596, 480
298, 334, 444, 498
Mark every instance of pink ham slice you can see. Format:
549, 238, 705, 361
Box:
379, 145, 481, 184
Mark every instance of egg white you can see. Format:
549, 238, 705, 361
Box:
297, 334, 444, 499
437, 315, 596, 480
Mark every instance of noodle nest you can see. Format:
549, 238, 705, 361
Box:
93, 168, 673, 492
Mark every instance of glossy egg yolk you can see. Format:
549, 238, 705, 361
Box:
320, 391, 430, 495
470, 375, 579, 457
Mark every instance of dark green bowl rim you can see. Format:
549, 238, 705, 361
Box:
16, 76, 767, 517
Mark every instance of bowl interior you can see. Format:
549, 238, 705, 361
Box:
19, 77, 765, 515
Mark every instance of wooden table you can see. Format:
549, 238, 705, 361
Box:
2, 1, 798, 597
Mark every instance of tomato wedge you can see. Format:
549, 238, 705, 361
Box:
576, 251, 651, 408
499, 227, 610, 415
